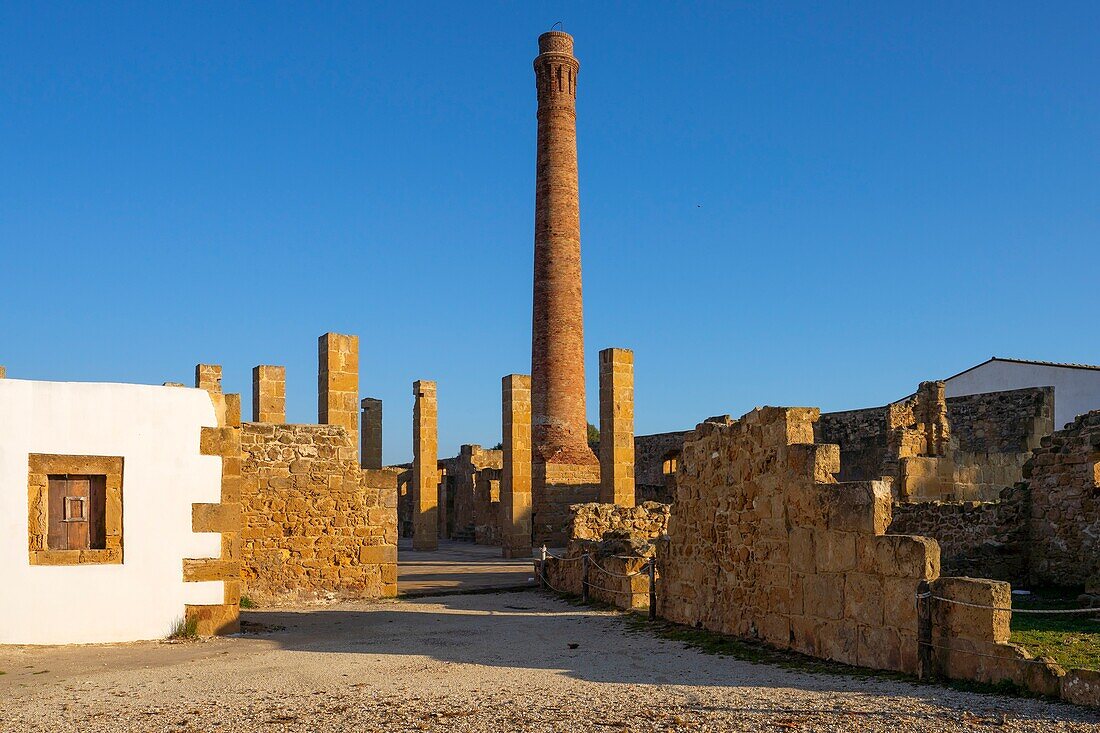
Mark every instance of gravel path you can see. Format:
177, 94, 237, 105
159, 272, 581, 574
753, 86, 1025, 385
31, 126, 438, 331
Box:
1, 590, 1098, 732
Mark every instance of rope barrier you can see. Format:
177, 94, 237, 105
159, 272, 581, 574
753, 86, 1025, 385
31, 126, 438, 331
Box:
923, 594, 1100, 615
543, 549, 584, 562
585, 581, 633, 595
589, 557, 647, 579
916, 639, 1059, 666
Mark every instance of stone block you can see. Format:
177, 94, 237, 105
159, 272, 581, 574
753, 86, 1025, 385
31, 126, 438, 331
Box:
359, 544, 397, 565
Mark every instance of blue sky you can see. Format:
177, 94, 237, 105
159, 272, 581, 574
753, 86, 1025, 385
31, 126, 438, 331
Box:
2, 2, 1098, 463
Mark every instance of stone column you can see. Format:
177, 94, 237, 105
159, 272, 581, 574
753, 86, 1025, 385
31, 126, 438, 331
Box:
361, 397, 383, 470
412, 380, 439, 551
599, 348, 635, 507
195, 364, 222, 393
318, 333, 359, 461
501, 374, 533, 558
0, 366, 6, 378
251, 365, 286, 423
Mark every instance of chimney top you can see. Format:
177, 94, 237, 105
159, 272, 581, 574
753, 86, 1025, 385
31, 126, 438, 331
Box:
538, 31, 574, 56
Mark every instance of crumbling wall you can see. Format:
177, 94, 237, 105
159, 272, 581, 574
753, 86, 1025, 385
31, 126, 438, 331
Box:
929, 577, 1066, 699
814, 406, 889, 482
818, 385, 1054, 502
947, 387, 1054, 453
658, 407, 939, 674
1026, 411, 1100, 587
240, 423, 397, 604
888, 484, 1030, 584
540, 502, 665, 610
633, 431, 689, 503
443, 445, 503, 541
569, 501, 669, 542
473, 468, 502, 545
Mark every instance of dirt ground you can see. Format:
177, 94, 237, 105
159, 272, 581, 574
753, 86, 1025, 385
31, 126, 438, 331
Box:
2, 590, 1098, 732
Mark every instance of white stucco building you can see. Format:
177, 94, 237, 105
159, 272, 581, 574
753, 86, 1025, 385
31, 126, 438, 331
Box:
945, 358, 1100, 431
0, 379, 226, 644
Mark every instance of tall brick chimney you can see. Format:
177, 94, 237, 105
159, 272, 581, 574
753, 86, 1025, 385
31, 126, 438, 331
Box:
529, 30, 601, 545
531, 30, 595, 467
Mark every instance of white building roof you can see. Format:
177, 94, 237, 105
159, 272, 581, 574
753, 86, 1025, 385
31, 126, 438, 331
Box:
946, 357, 1100, 382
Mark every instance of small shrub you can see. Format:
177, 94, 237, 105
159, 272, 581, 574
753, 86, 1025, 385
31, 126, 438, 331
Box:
168, 615, 199, 640
239, 596, 257, 609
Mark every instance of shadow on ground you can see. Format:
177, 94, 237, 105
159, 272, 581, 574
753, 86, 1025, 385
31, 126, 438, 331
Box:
239, 589, 1098, 724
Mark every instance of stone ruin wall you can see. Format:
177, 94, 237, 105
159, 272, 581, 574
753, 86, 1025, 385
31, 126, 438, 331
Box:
569, 501, 670, 542
240, 422, 397, 604
541, 501, 669, 611
1026, 410, 1100, 587
658, 407, 938, 673
645, 405, 1100, 706
633, 431, 689, 503
815, 386, 1053, 502
441, 445, 503, 542
888, 407, 1100, 590
930, 576, 1100, 706
473, 467, 503, 545
888, 485, 1030, 584
814, 406, 889, 482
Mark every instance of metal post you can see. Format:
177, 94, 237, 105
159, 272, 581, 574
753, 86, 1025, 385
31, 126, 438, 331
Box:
581, 552, 590, 603
540, 545, 548, 589
648, 557, 657, 621
917, 579, 933, 680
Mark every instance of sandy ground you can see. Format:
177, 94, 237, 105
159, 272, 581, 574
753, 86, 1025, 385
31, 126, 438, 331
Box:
1, 590, 1098, 732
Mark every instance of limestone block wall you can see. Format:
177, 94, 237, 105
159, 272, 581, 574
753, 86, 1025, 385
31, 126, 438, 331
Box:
633, 431, 689, 503
542, 543, 651, 611
888, 485, 1030, 583
657, 408, 940, 674
947, 387, 1054, 453
569, 501, 669, 542
443, 444, 503, 539
814, 406, 890, 482
1026, 410, 1100, 587
817, 385, 1054, 500
239, 423, 397, 603
927, 577, 1088, 701
473, 468, 502, 545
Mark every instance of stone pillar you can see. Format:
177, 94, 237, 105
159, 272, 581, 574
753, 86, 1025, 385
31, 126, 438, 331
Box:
501, 374, 533, 558
599, 348, 635, 507
0, 366, 6, 378
195, 364, 222, 393
318, 333, 359, 462
412, 380, 439, 551
251, 365, 286, 423
361, 397, 383, 470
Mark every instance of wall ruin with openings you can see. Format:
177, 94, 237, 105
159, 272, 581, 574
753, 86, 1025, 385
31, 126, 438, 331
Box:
439, 445, 502, 542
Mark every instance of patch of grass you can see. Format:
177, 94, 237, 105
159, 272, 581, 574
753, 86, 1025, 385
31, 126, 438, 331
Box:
239, 596, 257, 609
619, 613, 1048, 701
167, 615, 199, 640
1010, 589, 1100, 671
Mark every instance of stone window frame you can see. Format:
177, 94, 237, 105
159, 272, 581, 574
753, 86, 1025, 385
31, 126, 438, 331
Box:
28, 454, 124, 565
